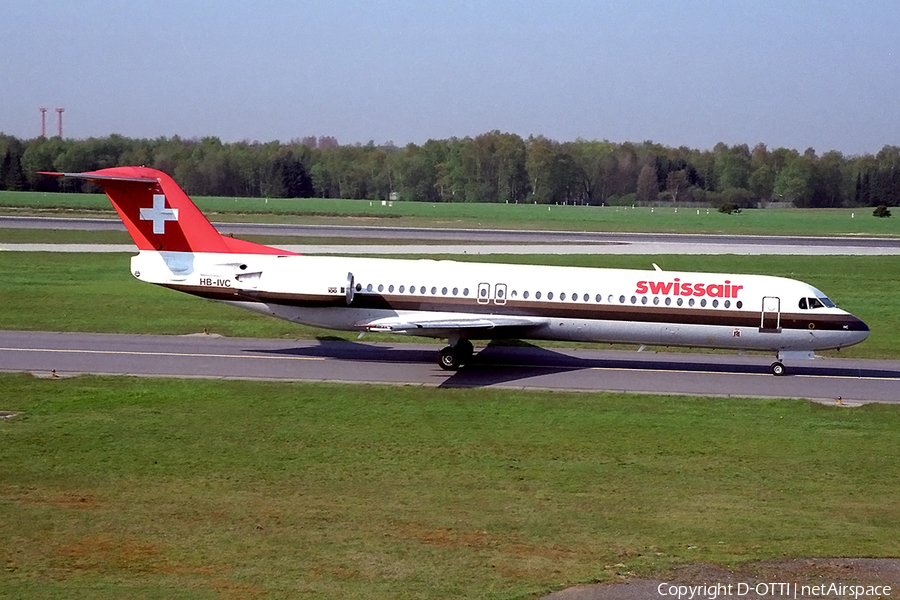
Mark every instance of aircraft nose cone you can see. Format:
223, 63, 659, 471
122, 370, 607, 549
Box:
847, 315, 869, 345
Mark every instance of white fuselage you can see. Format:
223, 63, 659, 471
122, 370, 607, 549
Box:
130, 250, 869, 353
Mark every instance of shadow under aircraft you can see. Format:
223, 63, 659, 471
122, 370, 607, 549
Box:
249, 339, 900, 390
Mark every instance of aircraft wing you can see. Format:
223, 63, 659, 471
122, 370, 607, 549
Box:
360, 315, 547, 335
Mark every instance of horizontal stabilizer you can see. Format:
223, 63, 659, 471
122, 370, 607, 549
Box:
38, 171, 159, 184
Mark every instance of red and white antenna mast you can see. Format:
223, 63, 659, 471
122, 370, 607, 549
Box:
39, 107, 48, 137
56, 107, 65, 138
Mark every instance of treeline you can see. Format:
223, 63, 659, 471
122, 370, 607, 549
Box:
1, 131, 899, 207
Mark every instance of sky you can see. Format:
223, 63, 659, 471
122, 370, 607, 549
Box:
2, 1, 899, 155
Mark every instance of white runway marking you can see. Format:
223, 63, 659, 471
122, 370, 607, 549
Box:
589, 365, 900, 381
0, 346, 325, 361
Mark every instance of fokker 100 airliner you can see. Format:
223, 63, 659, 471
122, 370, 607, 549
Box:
43, 167, 869, 375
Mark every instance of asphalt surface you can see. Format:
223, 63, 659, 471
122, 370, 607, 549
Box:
2, 331, 897, 403
4, 216, 900, 255
3, 215, 900, 248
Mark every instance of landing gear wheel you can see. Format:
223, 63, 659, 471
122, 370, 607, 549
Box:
456, 339, 474, 360
439, 346, 461, 371
770, 361, 786, 376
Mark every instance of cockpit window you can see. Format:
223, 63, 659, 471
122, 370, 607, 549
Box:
800, 296, 835, 310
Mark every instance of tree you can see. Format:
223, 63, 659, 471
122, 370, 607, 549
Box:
526, 136, 566, 204
810, 150, 846, 207
0, 136, 27, 191
665, 169, 687, 203
493, 132, 528, 203
0, 130, 892, 209
21, 137, 68, 191
566, 139, 618, 205
773, 156, 814, 207
636, 163, 658, 204
276, 151, 313, 197
714, 143, 750, 191
748, 164, 775, 201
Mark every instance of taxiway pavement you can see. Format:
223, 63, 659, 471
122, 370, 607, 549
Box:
2, 216, 899, 255
2, 331, 897, 403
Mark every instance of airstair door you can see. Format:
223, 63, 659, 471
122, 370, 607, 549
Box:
760, 296, 781, 332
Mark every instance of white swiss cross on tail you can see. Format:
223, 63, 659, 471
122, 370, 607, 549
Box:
139, 194, 179, 234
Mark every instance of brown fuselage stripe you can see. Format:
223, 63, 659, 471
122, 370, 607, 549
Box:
164, 284, 868, 332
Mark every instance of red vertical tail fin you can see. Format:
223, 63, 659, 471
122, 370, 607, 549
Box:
41, 166, 291, 255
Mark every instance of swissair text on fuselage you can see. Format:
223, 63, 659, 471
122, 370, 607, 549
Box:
635, 279, 744, 298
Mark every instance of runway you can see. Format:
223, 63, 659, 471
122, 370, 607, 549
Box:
2, 331, 898, 404
3, 216, 900, 255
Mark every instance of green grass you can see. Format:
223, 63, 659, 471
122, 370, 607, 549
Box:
0, 252, 896, 358
2, 190, 898, 236
1, 375, 899, 599
0, 228, 134, 244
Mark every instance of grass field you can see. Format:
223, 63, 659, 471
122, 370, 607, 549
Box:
2, 375, 899, 600
2, 190, 898, 236
0, 252, 896, 359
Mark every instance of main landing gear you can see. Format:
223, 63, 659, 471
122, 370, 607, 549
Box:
438, 339, 474, 371
770, 361, 786, 376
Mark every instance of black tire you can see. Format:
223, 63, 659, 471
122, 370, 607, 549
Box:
770, 361, 786, 376
438, 346, 460, 371
456, 339, 474, 360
